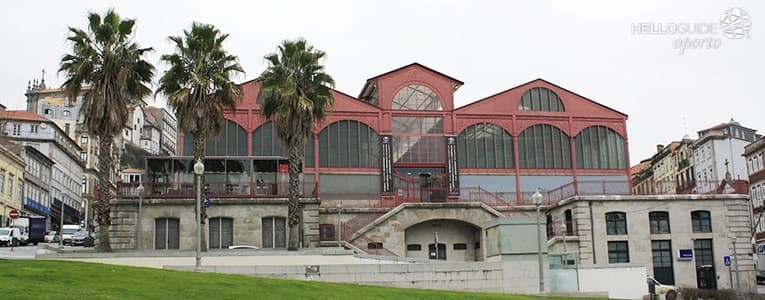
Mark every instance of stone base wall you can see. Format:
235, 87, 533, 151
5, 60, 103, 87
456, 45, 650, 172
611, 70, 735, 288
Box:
110, 198, 320, 250
167, 261, 537, 294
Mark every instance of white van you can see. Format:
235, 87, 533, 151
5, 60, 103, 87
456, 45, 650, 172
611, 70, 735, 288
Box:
61, 224, 81, 245
0, 227, 22, 247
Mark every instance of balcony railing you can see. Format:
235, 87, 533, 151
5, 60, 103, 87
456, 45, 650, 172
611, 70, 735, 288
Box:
118, 181, 318, 199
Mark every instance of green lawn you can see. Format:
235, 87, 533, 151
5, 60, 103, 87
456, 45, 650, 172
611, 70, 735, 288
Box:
0, 260, 594, 299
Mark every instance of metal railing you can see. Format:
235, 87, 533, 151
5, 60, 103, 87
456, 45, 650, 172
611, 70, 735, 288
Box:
118, 181, 318, 199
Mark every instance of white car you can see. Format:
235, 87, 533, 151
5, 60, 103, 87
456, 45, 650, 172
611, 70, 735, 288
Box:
647, 276, 678, 300
0, 227, 22, 247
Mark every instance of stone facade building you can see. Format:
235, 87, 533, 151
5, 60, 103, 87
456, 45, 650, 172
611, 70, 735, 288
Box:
745, 136, 765, 273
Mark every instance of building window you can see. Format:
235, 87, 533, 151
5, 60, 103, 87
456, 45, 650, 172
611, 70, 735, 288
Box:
391, 117, 445, 163
43, 108, 52, 115
457, 123, 514, 169
12, 124, 20, 136
428, 243, 447, 260
606, 212, 627, 235
518, 87, 565, 111
453, 243, 468, 250
575, 126, 627, 169
154, 218, 180, 250
30, 125, 38, 134
208, 217, 233, 249
63, 110, 70, 117
518, 124, 571, 169
250, 121, 312, 166
261, 216, 286, 248
407, 244, 422, 251
392, 84, 443, 111
81, 135, 88, 144
608, 241, 630, 263
368, 242, 383, 249
0, 172, 5, 194
691, 210, 712, 233
649, 211, 671, 234
185, 120, 247, 157
652, 240, 675, 285
318, 120, 380, 168
564, 209, 574, 235
319, 224, 335, 241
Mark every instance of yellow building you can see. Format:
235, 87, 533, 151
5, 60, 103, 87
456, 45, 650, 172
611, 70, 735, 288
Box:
0, 142, 25, 226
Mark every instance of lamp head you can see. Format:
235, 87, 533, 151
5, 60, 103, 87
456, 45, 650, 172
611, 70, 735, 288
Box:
194, 160, 205, 175
532, 189, 543, 206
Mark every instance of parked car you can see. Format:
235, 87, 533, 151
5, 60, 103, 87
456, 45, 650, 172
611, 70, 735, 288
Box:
44, 231, 58, 243
0, 227, 22, 247
71, 231, 90, 246
61, 225, 81, 245
647, 276, 678, 300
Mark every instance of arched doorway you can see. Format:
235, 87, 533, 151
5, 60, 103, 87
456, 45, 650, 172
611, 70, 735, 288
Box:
404, 219, 482, 262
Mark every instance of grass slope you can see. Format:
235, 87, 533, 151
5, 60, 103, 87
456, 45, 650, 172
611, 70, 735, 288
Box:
0, 260, 592, 299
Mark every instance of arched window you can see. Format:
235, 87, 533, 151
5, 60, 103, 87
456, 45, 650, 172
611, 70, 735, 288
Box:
252, 121, 314, 167
519, 87, 565, 112
392, 84, 443, 110
575, 126, 626, 169
606, 212, 627, 235
518, 124, 571, 169
183, 120, 247, 156
209, 217, 233, 249
318, 120, 379, 168
691, 210, 712, 233
457, 123, 514, 169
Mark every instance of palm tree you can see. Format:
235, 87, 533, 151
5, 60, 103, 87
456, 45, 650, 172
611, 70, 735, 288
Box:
257, 39, 334, 250
59, 9, 154, 252
157, 23, 243, 251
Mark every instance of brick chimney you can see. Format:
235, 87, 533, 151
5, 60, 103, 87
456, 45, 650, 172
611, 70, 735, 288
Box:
656, 144, 664, 153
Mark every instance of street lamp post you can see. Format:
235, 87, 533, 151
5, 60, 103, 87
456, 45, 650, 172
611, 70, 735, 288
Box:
337, 201, 342, 249
532, 189, 545, 294
561, 223, 567, 264
729, 232, 741, 289
193, 160, 205, 270
59, 194, 66, 250
136, 183, 144, 251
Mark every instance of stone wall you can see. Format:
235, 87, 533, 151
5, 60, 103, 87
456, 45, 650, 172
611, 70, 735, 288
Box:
546, 194, 757, 293
111, 198, 320, 250
167, 261, 537, 294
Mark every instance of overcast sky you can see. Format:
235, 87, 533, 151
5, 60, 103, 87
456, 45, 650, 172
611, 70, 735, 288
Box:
1, 1, 762, 162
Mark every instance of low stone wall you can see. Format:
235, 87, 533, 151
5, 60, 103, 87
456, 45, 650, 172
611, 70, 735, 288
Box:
166, 262, 518, 294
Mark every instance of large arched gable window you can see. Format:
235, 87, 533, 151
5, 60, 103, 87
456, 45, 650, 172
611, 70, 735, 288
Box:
252, 121, 314, 167
519, 87, 565, 112
392, 84, 443, 110
318, 120, 379, 168
575, 126, 626, 169
518, 124, 571, 169
182, 120, 247, 156
457, 123, 514, 169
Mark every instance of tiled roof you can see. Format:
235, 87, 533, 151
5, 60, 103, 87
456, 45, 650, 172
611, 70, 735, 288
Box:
0, 110, 50, 122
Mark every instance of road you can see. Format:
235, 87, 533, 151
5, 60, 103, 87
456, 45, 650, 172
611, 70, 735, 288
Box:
0, 244, 37, 259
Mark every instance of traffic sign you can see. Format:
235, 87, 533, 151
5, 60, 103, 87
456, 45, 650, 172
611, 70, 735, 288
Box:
9, 209, 19, 219
724, 255, 731, 267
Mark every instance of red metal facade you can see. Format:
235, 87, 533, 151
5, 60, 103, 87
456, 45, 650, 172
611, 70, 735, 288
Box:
177, 63, 630, 192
